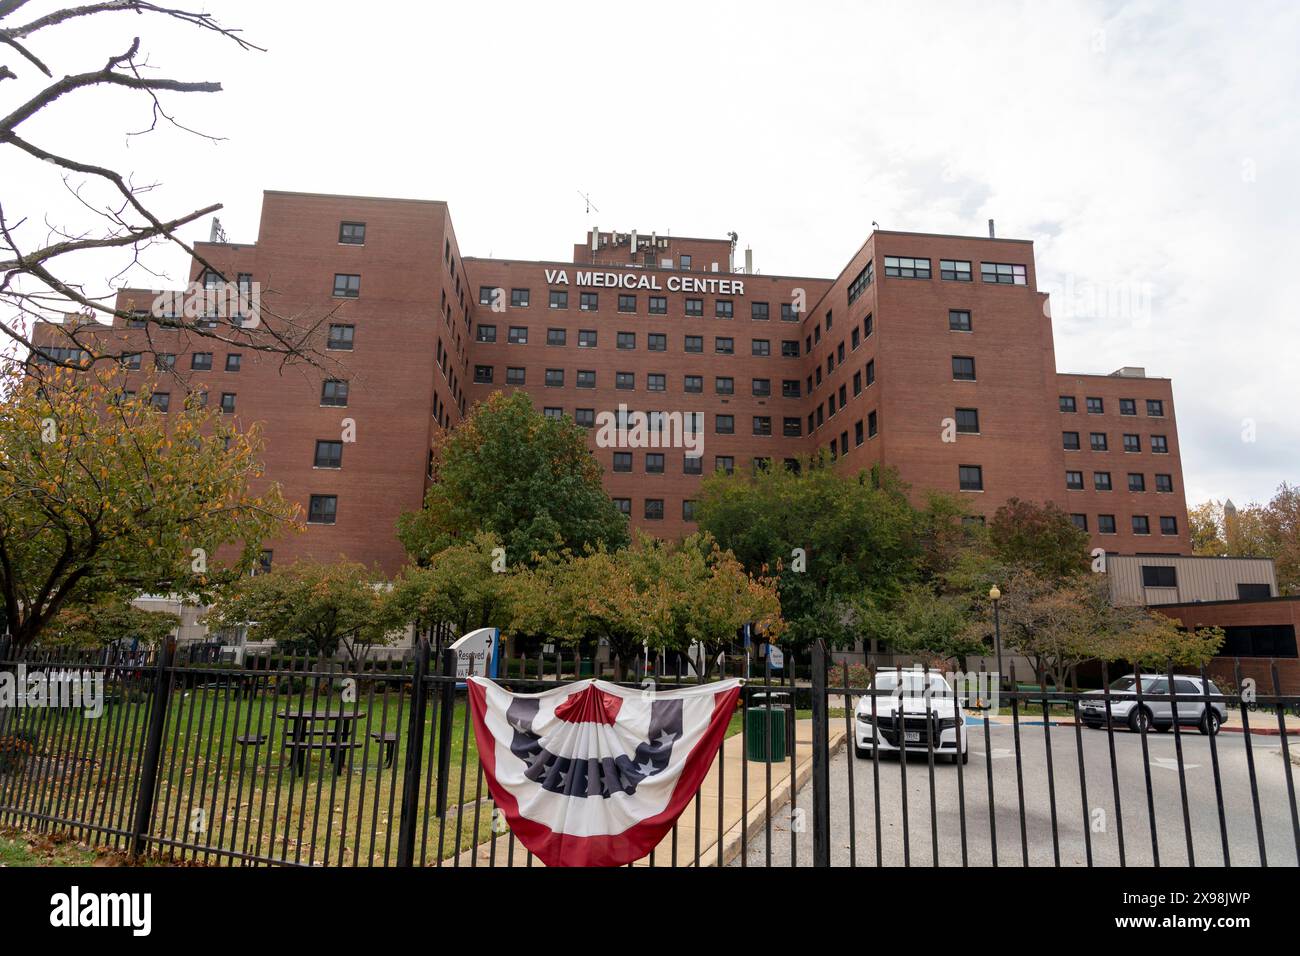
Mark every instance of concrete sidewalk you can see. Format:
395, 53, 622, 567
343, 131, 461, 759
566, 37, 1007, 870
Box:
453, 719, 846, 867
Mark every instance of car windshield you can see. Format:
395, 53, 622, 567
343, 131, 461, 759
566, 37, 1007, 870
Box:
1108, 676, 1160, 693
872, 672, 951, 696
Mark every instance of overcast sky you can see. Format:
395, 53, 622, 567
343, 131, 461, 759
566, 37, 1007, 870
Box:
4, 0, 1297, 508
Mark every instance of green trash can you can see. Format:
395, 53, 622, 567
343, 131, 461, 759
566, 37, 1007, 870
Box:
745, 693, 789, 763
578, 659, 594, 677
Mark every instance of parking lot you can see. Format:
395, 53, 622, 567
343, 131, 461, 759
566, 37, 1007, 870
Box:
734, 722, 1300, 867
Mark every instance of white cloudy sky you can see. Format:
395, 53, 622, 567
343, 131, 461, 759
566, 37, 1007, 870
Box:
4, 0, 1297, 507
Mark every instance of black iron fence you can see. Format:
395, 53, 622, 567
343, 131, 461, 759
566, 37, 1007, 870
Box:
0, 640, 1297, 867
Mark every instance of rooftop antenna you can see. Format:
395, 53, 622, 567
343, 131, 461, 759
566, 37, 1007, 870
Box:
577, 189, 599, 215
210, 217, 227, 243
871, 221, 879, 230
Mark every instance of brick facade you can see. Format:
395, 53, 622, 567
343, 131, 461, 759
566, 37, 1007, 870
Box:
31, 192, 1193, 574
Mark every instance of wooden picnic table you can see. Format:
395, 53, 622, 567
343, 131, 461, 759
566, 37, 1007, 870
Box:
277, 708, 366, 776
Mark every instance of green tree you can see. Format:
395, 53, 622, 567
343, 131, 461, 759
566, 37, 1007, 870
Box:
40, 597, 180, 650
695, 461, 924, 649
396, 391, 629, 566
0, 367, 296, 653
988, 498, 1090, 580
859, 583, 984, 670
204, 561, 400, 663
1103, 614, 1225, 670
389, 533, 516, 639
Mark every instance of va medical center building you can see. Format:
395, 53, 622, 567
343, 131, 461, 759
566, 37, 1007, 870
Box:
34, 191, 1191, 576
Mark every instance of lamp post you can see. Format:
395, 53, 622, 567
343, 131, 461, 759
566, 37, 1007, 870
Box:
989, 585, 1003, 688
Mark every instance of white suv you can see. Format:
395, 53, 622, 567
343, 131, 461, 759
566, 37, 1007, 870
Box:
1076, 674, 1227, 735
854, 669, 969, 764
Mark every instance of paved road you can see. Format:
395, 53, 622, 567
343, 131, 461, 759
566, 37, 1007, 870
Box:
733, 722, 1300, 867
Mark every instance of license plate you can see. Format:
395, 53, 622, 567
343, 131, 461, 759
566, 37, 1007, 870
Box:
904, 731, 921, 742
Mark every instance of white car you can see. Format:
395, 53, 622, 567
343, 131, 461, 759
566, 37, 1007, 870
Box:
854, 669, 969, 764
1076, 674, 1227, 735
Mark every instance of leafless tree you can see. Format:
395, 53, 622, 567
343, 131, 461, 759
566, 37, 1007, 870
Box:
0, 1, 331, 376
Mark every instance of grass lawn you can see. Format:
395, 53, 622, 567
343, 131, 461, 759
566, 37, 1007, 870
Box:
0, 827, 103, 866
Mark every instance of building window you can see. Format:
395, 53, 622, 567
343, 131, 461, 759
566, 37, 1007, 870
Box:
476, 324, 498, 344
308, 495, 338, 525
507, 326, 528, 345
715, 377, 734, 395
851, 328, 861, 350
1147, 399, 1165, 417
615, 371, 634, 390
952, 356, 976, 381
751, 302, 770, 321
549, 290, 568, 310
686, 298, 704, 317
1139, 564, 1175, 587
868, 410, 879, 438
958, 465, 983, 491
684, 375, 703, 394
617, 331, 636, 350
679, 254, 692, 270
644, 499, 664, 520
506, 367, 525, 386
684, 335, 704, 353
715, 415, 735, 435
545, 369, 564, 388
1098, 514, 1117, 535
479, 286, 497, 306
649, 296, 668, 315
715, 337, 734, 354
1060, 395, 1077, 413
613, 498, 631, 516
543, 407, 563, 421
315, 440, 343, 469
613, 452, 632, 473
885, 256, 931, 279
1119, 398, 1137, 416
220, 393, 236, 414
752, 339, 771, 357
1128, 473, 1146, 492
956, 408, 980, 434
753, 416, 772, 436
1090, 432, 1108, 451
226, 354, 242, 372
1160, 516, 1178, 536
684, 455, 703, 476
940, 259, 972, 281
781, 303, 799, 322
576, 370, 595, 388
752, 378, 771, 397
1063, 431, 1081, 451
1066, 470, 1084, 490
191, 352, 213, 371
580, 292, 598, 311
866, 360, 876, 386
151, 392, 170, 413
155, 353, 176, 371
715, 456, 735, 475
847, 261, 874, 303
575, 408, 595, 428
321, 380, 349, 407
783, 379, 801, 399
327, 324, 355, 350
333, 273, 361, 298
1132, 515, 1151, 535
780, 340, 799, 359
1151, 435, 1169, 453
948, 309, 972, 332
715, 300, 734, 319
1123, 433, 1141, 453
1086, 397, 1104, 414
980, 262, 1027, 285
855, 420, 864, 446
1155, 474, 1173, 493
544, 328, 566, 347
1070, 514, 1088, 532
121, 352, 142, 370
647, 333, 667, 352
682, 500, 698, 521
864, 314, 874, 338
647, 373, 666, 392
646, 453, 665, 474
1094, 471, 1112, 491
473, 365, 493, 384
508, 288, 530, 308
618, 294, 637, 313
783, 417, 802, 437
339, 221, 366, 245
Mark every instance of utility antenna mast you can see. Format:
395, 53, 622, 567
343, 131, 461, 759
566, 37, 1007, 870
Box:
576, 189, 599, 215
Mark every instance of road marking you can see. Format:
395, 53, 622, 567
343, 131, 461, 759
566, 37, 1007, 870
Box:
1151, 757, 1200, 771
973, 748, 1015, 759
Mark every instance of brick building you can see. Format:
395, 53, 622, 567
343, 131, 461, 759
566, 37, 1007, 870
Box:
32, 191, 1193, 575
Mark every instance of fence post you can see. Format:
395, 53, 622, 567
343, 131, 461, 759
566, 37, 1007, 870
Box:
129, 637, 175, 859
810, 639, 831, 867
434, 647, 457, 818
396, 638, 430, 867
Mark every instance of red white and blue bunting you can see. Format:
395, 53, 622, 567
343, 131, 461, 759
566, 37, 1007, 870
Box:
468, 676, 742, 867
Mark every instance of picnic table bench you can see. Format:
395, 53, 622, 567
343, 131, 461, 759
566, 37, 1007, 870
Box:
278, 709, 366, 776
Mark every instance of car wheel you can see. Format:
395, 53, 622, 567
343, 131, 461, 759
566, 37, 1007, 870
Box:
960, 749, 969, 765
1128, 707, 1151, 734
1200, 710, 1221, 736
1154, 723, 1171, 733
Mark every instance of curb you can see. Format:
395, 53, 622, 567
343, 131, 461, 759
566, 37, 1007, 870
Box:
1042, 717, 1300, 738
